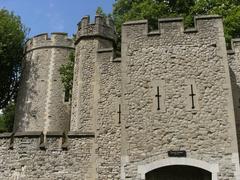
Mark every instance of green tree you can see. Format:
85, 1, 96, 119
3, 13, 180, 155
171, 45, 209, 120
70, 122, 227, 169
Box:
191, 0, 240, 44
59, 51, 75, 100
113, 0, 240, 45
113, 0, 195, 34
0, 103, 15, 132
0, 9, 27, 109
59, 7, 108, 100
96, 6, 107, 17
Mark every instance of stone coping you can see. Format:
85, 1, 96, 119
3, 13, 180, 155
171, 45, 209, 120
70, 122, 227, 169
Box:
113, 57, 121, 62
158, 17, 183, 22
229, 38, 240, 54
67, 131, 95, 138
46, 131, 64, 137
0, 131, 95, 139
184, 28, 198, 33
123, 20, 148, 26
25, 45, 75, 54
195, 15, 222, 20
33, 33, 48, 38
123, 15, 222, 26
148, 31, 160, 36
51, 32, 68, 35
14, 131, 42, 138
97, 48, 114, 53
0, 133, 13, 138
33, 32, 71, 39
227, 50, 235, 55
148, 28, 198, 35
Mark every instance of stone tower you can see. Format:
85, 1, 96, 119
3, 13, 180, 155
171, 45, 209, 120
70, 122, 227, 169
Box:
71, 15, 122, 179
1, 15, 240, 180
228, 39, 240, 155
14, 33, 74, 132
120, 15, 240, 179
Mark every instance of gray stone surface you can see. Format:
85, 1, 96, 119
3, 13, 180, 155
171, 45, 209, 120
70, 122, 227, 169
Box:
0, 134, 94, 180
228, 39, 240, 162
120, 15, 239, 179
14, 33, 74, 132
0, 15, 240, 179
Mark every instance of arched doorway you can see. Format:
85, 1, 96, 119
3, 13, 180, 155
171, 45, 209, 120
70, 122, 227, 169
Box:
145, 165, 211, 180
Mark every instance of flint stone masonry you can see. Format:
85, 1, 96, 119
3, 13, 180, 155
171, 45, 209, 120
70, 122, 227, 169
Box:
228, 39, 240, 158
121, 15, 239, 179
1, 15, 240, 179
71, 16, 121, 179
0, 132, 94, 180
14, 33, 74, 132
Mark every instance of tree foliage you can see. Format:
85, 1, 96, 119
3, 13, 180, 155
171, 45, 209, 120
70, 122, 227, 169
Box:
113, 0, 240, 44
59, 7, 109, 100
0, 9, 27, 109
113, 0, 195, 33
96, 7, 107, 17
59, 51, 75, 99
0, 103, 15, 132
59, 1, 240, 102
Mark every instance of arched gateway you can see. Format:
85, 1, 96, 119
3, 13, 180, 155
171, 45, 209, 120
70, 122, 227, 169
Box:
137, 158, 219, 180
146, 165, 211, 180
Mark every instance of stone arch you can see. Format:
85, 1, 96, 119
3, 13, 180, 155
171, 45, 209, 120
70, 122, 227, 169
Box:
137, 158, 219, 180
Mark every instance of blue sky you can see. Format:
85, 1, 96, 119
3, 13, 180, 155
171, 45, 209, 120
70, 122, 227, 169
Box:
0, 0, 115, 38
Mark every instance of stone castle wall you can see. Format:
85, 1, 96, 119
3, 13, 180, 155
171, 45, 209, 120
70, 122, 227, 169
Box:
0, 132, 94, 180
121, 15, 239, 179
14, 33, 74, 132
228, 39, 240, 156
71, 16, 122, 179
0, 15, 240, 179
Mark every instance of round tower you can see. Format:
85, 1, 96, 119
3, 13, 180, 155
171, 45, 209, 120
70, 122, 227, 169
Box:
14, 32, 74, 132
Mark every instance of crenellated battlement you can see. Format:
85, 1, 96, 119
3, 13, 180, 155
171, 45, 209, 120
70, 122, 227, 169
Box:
228, 39, 240, 55
0, 131, 94, 151
123, 15, 222, 36
76, 15, 116, 44
25, 32, 75, 53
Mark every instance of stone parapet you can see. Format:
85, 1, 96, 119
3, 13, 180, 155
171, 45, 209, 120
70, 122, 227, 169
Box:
123, 15, 222, 36
228, 38, 240, 54
0, 131, 95, 150
0, 131, 94, 179
75, 15, 116, 44
25, 32, 74, 53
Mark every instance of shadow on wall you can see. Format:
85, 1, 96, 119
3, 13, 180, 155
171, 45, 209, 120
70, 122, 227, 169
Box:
14, 51, 41, 131
229, 67, 240, 157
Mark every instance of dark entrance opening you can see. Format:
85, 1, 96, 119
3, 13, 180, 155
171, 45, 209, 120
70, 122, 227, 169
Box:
145, 165, 211, 180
